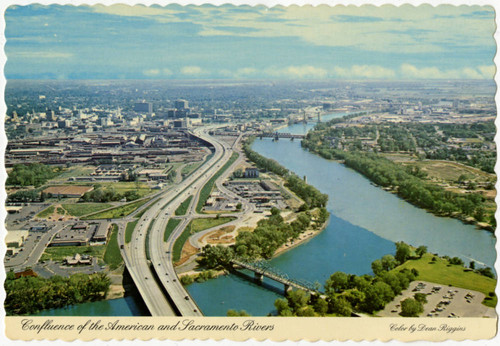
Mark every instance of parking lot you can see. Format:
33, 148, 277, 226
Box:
378, 280, 496, 318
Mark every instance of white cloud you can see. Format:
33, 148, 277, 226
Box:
269, 65, 328, 79
400, 64, 491, 79
162, 68, 173, 76
143, 69, 160, 76
181, 66, 204, 75
234, 67, 258, 78
478, 65, 496, 79
9, 51, 73, 59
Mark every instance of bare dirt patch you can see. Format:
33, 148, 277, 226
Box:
201, 225, 235, 245
176, 240, 200, 266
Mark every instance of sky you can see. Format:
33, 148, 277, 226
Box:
3, 4, 497, 80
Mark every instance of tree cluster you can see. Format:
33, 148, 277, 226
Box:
243, 138, 328, 209
200, 207, 328, 267
302, 139, 493, 226
274, 244, 418, 317
5, 272, 110, 315
7, 163, 62, 187
82, 186, 140, 202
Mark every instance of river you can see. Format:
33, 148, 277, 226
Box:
40, 113, 496, 316
186, 112, 496, 316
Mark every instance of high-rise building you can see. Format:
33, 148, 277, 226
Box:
134, 102, 153, 114
174, 99, 189, 110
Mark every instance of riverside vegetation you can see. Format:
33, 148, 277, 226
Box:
272, 242, 496, 317
4, 272, 111, 315
301, 118, 495, 228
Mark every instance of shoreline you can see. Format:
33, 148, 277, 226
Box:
273, 215, 329, 257
307, 148, 495, 233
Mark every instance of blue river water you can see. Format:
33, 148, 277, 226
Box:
186, 112, 496, 316
39, 112, 496, 316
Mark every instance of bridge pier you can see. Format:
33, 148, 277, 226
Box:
254, 272, 264, 284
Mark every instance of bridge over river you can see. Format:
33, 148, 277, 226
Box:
259, 132, 305, 140
231, 258, 320, 295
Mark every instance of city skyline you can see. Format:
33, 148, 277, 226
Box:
4, 4, 496, 80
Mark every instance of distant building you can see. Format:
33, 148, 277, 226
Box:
134, 102, 153, 114
173, 119, 190, 129
244, 168, 259, 178
174, 99, 189, 110
65, 253, 92, 266
58, 120, 72, 128
6, 230, 29, 248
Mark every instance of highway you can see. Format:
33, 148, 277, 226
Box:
121, 126, 233, 316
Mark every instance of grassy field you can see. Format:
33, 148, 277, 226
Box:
125, 220, 139, 244
55, 166, 95, 180
391, 253, 497, 307
175, 196, 193, 216
164, 218, 182, 242
196, 152, 239, 213
37, 205, 55, 218
40, 245, 105, 262
189, 217, 236, 233
181, 162, 203, 177
81, 198, 151, 220
97, 181, 153, 198
61, 203, 113, 217
404, 160, 495, 182
103, 224, 123, 270
172, 217, 235, 262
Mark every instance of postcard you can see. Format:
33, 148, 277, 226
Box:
1, 0, 498, 343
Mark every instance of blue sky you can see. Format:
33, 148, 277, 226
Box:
4, 4, 496, 80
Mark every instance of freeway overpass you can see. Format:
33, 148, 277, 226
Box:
122, 126, 233, 316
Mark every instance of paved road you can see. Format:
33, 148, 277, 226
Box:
5, 222, 68, 272
122, 126, 231, 316
147, 127, 232, 316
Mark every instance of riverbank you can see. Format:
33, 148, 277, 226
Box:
367, 181, 495, 232
274, 211, 329, 257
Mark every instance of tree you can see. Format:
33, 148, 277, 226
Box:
395, 242, 411, 264
274, 298, 293, 316
313, 298, 328, 316
469, 261, 476, 270
381, 255, 397, 271
325, 272, 349, 294
371, 259, 384, 276
414, 293, 428, 304
286, 290, 310, 313
400, 298, 423, 317
227, 309, 250, 316
415, 246, 427, 259
329, 295, 352, 316
296, 306, 316, 317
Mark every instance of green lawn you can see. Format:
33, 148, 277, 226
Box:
61, 203, 113, 217
196, 152, 239, 213
55, 166, 95, 179
391, 253, 497, 307
36, 205, 55, 218
175, 196, 193, 216
40, 245, 106, 262
164, 219, 182, 242
125, 220, 139, 244
189, 217, 236, 233
172, 217, 235, 262
103, 224, 123, 270
97, 182, 152, 198
81, 198, 151, 220
181, 162, 203, 177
